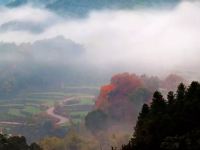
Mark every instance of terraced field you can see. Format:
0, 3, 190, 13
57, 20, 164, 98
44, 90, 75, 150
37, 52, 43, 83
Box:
0, 90, 97, 127
51, 96, 95, 125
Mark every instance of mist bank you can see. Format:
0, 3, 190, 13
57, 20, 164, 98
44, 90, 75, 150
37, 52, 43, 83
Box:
0, 1, 199, 80
0, 1, 199, 97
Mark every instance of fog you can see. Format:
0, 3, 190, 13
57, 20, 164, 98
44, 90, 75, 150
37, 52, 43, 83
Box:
0, 1, 199, 147
0, 1, 199, 79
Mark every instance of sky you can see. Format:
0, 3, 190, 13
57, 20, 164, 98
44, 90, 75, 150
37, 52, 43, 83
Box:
0, 1, 199, 79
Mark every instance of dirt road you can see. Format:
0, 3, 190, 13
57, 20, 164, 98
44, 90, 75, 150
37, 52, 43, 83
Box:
46, 96, 95, 125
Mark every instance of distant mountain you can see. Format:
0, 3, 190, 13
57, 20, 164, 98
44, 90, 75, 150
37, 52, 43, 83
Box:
0, 36, 109, 97
0, 36, 84, 63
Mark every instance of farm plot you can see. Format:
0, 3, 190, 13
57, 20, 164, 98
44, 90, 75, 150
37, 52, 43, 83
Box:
63, 97, 95, 124
0, 91, 72, 123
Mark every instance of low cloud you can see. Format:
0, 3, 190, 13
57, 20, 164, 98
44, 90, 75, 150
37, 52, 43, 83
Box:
0, 1, 199, 78
0, 36, 84, 64
0, 20, 47, 33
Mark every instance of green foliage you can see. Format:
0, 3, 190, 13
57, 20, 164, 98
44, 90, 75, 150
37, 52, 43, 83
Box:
176, 83, 186, 101
0, 134, 42, 150
167, 91, 175, 105
161, 130, 200, 150
40, 130, 99, 150
151, 91, 167, 114
85, 110, 108, 132
121, 81, 200, 150
39, 137, 65, 150
129, 88, 151, 106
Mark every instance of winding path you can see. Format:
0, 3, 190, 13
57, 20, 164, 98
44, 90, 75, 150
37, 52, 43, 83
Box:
0, 96, 95, 126
46, 96, 95, 125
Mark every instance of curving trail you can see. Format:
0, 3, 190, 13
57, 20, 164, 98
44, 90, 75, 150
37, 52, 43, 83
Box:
46, 96, 95, 126
0, 96, 95, 126
46, 107, 69, 125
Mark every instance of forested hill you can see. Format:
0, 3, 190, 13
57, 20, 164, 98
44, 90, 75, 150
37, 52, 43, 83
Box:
120, 81, 200, 150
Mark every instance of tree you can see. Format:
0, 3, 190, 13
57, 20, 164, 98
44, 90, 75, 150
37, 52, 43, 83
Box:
176, 83, 186, 101
167, 91, 175, 105
85, 110, 108, 132
120, 82, 200, 150
151, 91, 166, 114
0, 134, 42, 150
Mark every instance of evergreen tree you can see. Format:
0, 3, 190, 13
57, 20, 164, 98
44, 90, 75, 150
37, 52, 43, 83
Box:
167, 91, 175, 105
151, 91, 166, 114
120, 81, 200, 150
176, 83, 186, 101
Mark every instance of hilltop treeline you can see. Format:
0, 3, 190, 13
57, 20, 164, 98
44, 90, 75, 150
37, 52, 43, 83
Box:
121, 81, 200, 150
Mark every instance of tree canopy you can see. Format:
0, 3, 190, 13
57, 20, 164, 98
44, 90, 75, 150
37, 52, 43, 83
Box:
121, 81, 200, 150
0, 134, 42, 150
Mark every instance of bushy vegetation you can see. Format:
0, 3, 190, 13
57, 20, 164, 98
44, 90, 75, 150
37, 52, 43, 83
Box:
39, 129, 99, 150
0, 134, 42, 150
85, 110, 108, 132
121, 81, 200, 150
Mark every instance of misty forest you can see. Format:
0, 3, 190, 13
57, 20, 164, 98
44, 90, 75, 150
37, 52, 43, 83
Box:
0, 0, 199, 150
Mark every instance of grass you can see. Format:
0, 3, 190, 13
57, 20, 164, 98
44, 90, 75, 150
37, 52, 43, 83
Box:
23, 106, 41, 115
60, 122, 71, 127
0, 91, 69, 120
0, 91, 95, 126
8, 108, 25, 117
67, 98, 94, 106
65, 97, 94, 123
79, 98, 94, 105
72, 118, 82, 124
70, 111, 88, 118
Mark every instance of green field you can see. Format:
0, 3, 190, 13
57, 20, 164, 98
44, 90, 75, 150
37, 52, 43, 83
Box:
0, 90, 96, 125
63, 97, 94, 124
0, 91, 68, 122
8, 108, 25, 117
23, 106, 41, 115
70, 111, 88, 117
66, 97, 95, 106
78, 98, 95, 105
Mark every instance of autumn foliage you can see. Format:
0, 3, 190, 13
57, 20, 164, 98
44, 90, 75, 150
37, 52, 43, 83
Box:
111, 73, 143, 95
86, 73, 186, 132
96, 73, 143, 109
95, 84, 116, 109
162, 74, 185, 90
94, 73, 147, 122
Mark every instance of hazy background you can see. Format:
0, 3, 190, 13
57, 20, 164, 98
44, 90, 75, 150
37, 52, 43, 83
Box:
0, 0, 199, 87
0, 0, 199, 147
